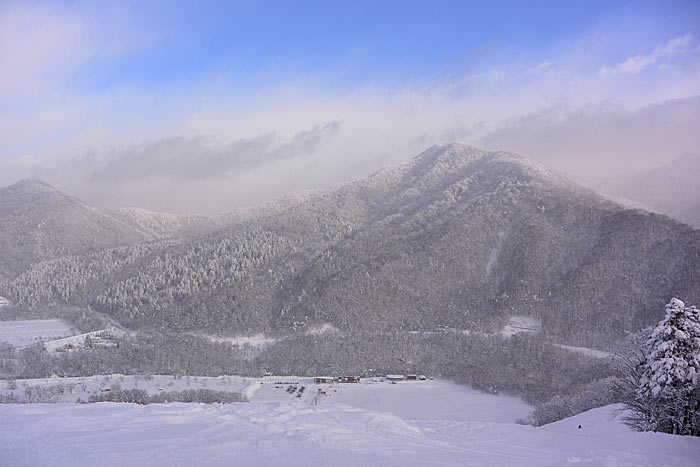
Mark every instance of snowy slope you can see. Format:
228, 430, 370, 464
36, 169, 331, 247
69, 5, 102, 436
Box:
0, 319, 74, 347
6, 145, 700, 345
1, 402, 698, 467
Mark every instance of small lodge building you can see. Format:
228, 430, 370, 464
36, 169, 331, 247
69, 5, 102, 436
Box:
336, 376, 360, 383
314, 376, 335, 384
406, 374, 417, 381
386, 374, 404, 381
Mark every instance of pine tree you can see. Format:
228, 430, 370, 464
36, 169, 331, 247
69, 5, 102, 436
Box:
633, 298, 700, 435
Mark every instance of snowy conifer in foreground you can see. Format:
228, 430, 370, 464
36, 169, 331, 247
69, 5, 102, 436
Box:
627, 298, 700, 435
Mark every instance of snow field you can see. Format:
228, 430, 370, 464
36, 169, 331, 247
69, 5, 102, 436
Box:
555, 344, 613, 359
0, 374, 252, 403
250, 378, 532, 423
0, 376, 531, 424
192, 333, 278, 348
1, 402, 699, 466
500, 316, 541, 338
0, 319, 75, 347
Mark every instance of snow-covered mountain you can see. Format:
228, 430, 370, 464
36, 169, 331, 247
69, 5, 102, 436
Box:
3, 144, 700, 347
103, 206, 233, 240
0, 179, 234, 281
0, 179, 151, 280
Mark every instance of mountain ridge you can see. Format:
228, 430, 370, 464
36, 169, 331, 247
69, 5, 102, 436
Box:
2, 144, 699, 347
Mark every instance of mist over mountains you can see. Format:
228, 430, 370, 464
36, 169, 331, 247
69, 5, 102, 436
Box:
1, 144, 699, 347
591, 152, 700, 229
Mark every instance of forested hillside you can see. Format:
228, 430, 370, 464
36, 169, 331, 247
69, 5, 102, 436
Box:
2, 144, 699, 347
0, 179, 228, 281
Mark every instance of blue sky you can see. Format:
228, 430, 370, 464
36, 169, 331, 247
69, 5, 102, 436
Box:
50, 1, 700, 96
1, 0, 699, 212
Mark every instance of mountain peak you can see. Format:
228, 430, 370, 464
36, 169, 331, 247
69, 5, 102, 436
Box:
4, 178, 58, 195
414, 142, 484, 161
409, 143, 564, 187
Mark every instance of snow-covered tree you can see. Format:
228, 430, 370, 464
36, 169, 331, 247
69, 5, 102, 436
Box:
631, 298, 700, 435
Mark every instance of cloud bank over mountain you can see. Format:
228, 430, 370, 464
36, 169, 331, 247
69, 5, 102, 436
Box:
1, 1, 699, 213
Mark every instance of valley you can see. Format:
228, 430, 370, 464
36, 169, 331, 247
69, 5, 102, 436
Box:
1, 144, 698, 464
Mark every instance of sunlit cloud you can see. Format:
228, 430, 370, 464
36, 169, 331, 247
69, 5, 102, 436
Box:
599, 34, 696, 77
1, 1, 699, 213
88, 122, 341, 182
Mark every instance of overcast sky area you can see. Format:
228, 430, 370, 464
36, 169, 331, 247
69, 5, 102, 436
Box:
1, 0, 699, 214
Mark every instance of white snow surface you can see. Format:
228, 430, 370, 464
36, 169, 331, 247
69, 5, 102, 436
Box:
192, 333, 277, 348
556, 344, 613, 359
305, 322, 340, 335
253, 378, 532, 423
1, 400, 698, 467
0, 374, 252, 403
2, 377, 699, 466
0, 376, 531, 422
39, 327, 125, 352
0, 319, 74, 347
501, 316, 541, 337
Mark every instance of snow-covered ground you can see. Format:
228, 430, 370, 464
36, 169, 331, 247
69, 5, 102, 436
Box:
192, 333, 278, 348
305, 322, 340, 335
0, 374, 252, 403
556, 344, 613, 359
0, 319, 75, 347
249, 378, 532, 423
39, 327, 125, 353
500, 316, 541, 338
2, 376, 699, 465
1, 401, 698, 466
0, 376, 529, 422
497, 317, 613, 359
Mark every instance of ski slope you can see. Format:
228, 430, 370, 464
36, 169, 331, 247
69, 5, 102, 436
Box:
1, 401, 698, 466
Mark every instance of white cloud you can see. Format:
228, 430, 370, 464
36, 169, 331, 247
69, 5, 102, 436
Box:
662, 34, 693, 55
86, 122, 341, 182
0, 2, 144, 101
599, 34, 695, 77
2, 6, 700, 213
0, 3, 88, 99
471, 68, 506, 82
476, 96, 700, 179
526, 62, 552, 74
